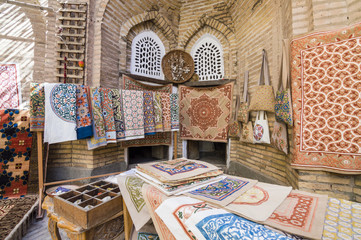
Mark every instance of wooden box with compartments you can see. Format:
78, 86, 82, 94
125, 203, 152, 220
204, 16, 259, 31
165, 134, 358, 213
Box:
53, 180, 123, 229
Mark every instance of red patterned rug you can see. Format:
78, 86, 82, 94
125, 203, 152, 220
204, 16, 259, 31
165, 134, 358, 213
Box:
179, 83, 233, 143
0, 110, 33, 199
0, 64, 21, 109
291, 23, 361, 173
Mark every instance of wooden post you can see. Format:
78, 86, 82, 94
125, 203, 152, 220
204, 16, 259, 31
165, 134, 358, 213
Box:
123, 198, 133, 240
37, 131, 44, 218
173, 132, 177, 159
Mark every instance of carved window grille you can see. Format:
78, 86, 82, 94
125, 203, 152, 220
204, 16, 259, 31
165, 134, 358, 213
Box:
57, 3, 87, 84
191, 34, 224, 81
131, 31, 165, 79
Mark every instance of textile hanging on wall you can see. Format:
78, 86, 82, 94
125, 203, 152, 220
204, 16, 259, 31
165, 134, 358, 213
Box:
170, 93, 179, 131
29, 83, 45, 131
291, 23, 361, 173
120, 132, 171, 148
263, 190, 328, 239
179, 82, 233, 143
142, 184, 176, 240
117, 171, 150, 231
100, 88, 116, 143
122, 90, 144, 140
224, 182, 292, 222
323, 198, 361, 239
44, 83, 77, 144
160, 92, 171, 132
143, 91, 156, 135
153, 92, 163, 132
76, 85, 93, 139
0, 63, 21, 109
87, 87, 107, 150
185, 208, 293, 240
121, 74, 172, 93
0, 110, 32, 199
111, 89, 125, 141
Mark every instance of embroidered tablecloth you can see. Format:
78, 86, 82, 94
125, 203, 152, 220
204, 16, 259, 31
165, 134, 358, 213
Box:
100, 88, 116, 143
122, 90, 144, 140
0, 63, 21, 109
30, 83, 45, 131
170, 93, 179, 131
143, 91, 156, 135
75, 85, 93, 139
111, 89, 126, 141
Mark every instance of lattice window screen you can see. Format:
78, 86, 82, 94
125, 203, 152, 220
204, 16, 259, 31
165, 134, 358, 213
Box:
191, 35, 224, 81
131, 31, 165, 79
57, 3, 87, 84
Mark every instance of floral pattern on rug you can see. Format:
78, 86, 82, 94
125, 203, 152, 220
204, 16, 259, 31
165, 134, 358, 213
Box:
0, 64, 20, 109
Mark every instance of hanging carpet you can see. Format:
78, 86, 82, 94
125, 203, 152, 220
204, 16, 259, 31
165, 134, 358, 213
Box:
291, 23, 361, 173
170, 93, 179, 131
29, 83, 45, 131
111, 89, 126, 141
75, 85, 93, 139
179, 82, 233, 143
0, 110, 32, 199
100, 88, 116, 143
0, 63, 21, 109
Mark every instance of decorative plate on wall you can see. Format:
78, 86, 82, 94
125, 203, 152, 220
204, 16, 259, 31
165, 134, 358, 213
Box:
162, 50, 194, 83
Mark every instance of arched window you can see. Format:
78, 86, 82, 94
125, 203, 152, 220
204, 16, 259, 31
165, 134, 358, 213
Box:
131, 31, 165, 79
191, 34, 224, 81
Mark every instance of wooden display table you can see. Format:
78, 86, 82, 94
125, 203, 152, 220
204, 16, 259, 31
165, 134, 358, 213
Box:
42, 196, 131, 240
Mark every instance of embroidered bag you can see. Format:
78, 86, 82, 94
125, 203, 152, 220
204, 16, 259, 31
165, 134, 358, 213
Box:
253, 110, 270, 144
228, 95, 241, 138
238, 71, 249, 123
275, 39, 293, 126
271, 121, 288, 154
240, 121, 254, 143
248, 50, 275, 112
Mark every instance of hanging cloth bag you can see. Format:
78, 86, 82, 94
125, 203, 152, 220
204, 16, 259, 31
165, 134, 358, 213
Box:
271, 120, 289, 154
228, 95, 241, 138
253, 110, 270, 144
240, 120, 254, 144
275, 39, 293, 126
238, 71, 250, 123
248, 50, 275, 112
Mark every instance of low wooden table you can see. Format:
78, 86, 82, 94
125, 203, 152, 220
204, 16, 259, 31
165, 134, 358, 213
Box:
42, 196, 132, 240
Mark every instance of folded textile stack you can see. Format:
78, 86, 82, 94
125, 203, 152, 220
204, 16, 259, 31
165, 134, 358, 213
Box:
135, 158, 225, 196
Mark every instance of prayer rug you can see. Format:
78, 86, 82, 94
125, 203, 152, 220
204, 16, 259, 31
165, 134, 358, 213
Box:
225, 182, 292, 222
0, 63, 21, 109
44, 83, 77, 144
122, 90, 144, 140
76, 85, 93, 139
291, 23, 361, 173
142, 184, 176, 240
170, 93, 179, 131
100, 88, 116, 143
160, 92, 171, 132
120, 132, 171, 148
111, 89, 125, 141
153, 92, 163, 132
137, 158, 220, 182
29, 83, 45, 131
186, 176, 257, 206
179, 82, 233, 143
155, 196, 216, 240
322, 197, 361, 239
0, 195, 37, 239
263, 190, 328, 239
0, 110, 32, 199
87, 87, 107, 150
117, 170, 150, 231
185, 208, 293, 240
121, 74, 172, 93
143, 91, 156, 135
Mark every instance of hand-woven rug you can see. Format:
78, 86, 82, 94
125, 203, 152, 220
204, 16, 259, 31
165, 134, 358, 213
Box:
136, 158, 220, 182
76, 85, 93, 139
263, 190, 328, 239
87, 87, 107, 150
44, 83, 77, 144
29, 83, 45, 131
143, 91, 156, 135
120, 132, 171, 148
0, 63, 21, 109
225, 181, 292, 222
121, 74, 172, 93
0, 195, 37, 240
185, 175, 257, 206
111, 89, 126, 141
100, 88, 116, 143
179, 82, 233, 143
322, 197, 361, 239
141, 184, 176, 240
153, 92, 163, 132
122, 90, 144, 140
185, 208, 293, 240
170, 93, 179, 131
291, 22, 361, 173
155, 196, 216, 240
117, 170, 150, 231
0, 110, 32, 199
160, 92, 171, 132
